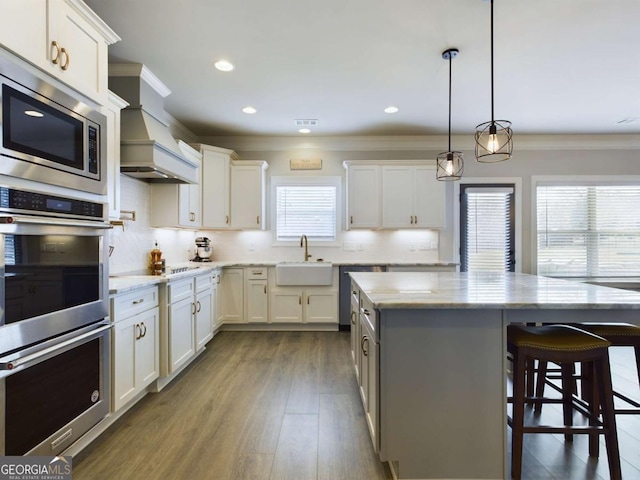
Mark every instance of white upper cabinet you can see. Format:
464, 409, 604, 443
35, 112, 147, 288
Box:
382, 164, 444, 228
230, 162, 268, 230
149, 141, 202, 228
0, 0, 119, 104
199, 145, 235, 228
344, 164, 381, 229
103, 90, 128, 220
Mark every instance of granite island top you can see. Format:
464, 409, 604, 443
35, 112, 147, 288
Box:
349, 271, 640, 309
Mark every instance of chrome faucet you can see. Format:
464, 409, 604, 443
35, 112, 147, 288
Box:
300, 234, 312, 261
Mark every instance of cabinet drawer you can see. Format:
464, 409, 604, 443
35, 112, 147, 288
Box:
195, 272, 213, 292
360, 295, 377, 342
111, 286, 159, 321
246, 267, 267, 279
168, 278, 194, 303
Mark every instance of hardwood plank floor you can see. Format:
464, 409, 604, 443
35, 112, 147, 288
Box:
73, 331, 639, 480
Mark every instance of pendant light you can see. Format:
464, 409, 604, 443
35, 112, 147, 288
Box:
475, 0, 513, 163
437, 48, 463, 181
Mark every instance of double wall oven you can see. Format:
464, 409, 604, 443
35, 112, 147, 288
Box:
0, 189, 111, 456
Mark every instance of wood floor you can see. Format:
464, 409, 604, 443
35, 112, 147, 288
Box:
73, 331, 392, 480
73, 331, 640, 480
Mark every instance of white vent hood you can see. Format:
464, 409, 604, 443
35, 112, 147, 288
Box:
109, 64, 198, 184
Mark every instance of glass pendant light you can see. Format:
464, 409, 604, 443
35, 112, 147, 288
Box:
475, 0, 513, 163
437, 48, 463, 181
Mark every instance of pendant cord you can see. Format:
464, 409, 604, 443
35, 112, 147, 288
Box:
490, 0, 495, 124
448, 53, 452, 153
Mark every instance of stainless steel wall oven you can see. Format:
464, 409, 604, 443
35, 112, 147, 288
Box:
0, 186, 111, 456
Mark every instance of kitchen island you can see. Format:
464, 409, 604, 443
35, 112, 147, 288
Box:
348, 272, 640, 480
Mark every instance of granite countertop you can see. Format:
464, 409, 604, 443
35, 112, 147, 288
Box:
349, 271, 640, 309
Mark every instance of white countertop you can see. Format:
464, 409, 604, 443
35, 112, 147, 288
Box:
349, 272, 640, 309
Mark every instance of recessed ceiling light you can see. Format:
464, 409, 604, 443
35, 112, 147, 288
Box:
384, 106, 399, 114
214, 60, 234, 72
242, 106, 257, 114
24, 110, 44, 117
298, 128, 311, 134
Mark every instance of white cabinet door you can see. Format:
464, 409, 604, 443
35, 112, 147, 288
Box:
246, 279, 268, 323
195, 287, 213, 350
222, 268, 245, 323
113, 315, 137, 410
230, 163, 267, 229
304, 290, 338, 323
358, 314, 369, 410
201, 148, 231, 228
413, 166, 445, 228
136, 307, 160, 387
104, 91, 128, 219
270, 290, 303, 323
168, 296, 195, 373
49, 0, 110, 103
382, 166, 414, 228
213, 271, 223, 330
0, 1, 48, 72
346, 165, 380, 229
350, 289, 360, 377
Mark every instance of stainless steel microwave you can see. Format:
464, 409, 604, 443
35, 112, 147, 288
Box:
0, 54, 107, 195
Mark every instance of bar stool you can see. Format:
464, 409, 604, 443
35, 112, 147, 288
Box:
507, 324, 621, 480
536, 322, 640, 415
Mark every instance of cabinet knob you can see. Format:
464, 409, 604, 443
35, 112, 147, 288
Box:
361, 308, 370, 316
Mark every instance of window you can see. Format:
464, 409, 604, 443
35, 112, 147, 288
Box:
273, 177, 339, 242
536, 184, 640, 277
460, 185, 515, 272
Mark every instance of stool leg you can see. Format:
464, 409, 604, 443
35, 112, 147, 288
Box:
584, 361, 599, 457
594, 354, 622, 480
526, 358, 535, 407
634, 345, 640, 391
534, 360, 547, 414
561, 363, 574, 442
511, 351, 527, 480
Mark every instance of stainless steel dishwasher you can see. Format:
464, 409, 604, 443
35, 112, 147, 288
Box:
338, 265, 386, 330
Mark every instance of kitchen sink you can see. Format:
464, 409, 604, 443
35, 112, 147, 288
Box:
276, 262, 333, 286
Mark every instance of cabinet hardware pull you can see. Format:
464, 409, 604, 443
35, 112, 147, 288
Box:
362, 337, 369, 356
352, 290, 357, 294
361, 308, 370, 316
225, 215, 229, 224
307, 296, 310, 305
414, 215, 417, 224
350, 311, 356, 324
135, 324, 141, 340
192, 302, 196, 315
141, 322, 147, 338
60, 47, 69, 70
132, 298, 144, 305
350, 215, 353, 224
299, 296, 302, 305
264, 285, 267, 294
51, 41, 61, 64
216, 275, 221, 284
196, 301, 201, 313
257, 215, 260, 224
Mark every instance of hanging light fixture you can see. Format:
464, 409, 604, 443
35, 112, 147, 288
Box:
475, 0, 513, 163
437, 48, 463, 181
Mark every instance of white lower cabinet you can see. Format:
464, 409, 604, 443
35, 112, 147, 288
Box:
270, 288, 338, 324
111, 285, 160, 412
245, 267, 268, 323
222, 268, 245, 323
167, 278, 195, 374
358, 297, 379, 453
195, 273, 214, 350
212, 269, 223, 330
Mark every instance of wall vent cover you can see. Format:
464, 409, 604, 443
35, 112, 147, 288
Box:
294, 119, 319, 127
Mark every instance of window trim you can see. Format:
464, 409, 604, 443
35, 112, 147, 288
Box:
270, 175, 342, 247
531, 175, 640, 276
453, 177, 522, 273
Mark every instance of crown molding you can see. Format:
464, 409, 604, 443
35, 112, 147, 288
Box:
108, 63, 172, 98
197, 134, 640, 153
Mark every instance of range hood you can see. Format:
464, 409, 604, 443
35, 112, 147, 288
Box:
109, 64, 198, 184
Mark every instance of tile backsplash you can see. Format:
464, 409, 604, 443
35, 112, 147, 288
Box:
108, 175, 440, 275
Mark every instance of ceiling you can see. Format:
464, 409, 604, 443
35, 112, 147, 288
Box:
85, 0, 640, 138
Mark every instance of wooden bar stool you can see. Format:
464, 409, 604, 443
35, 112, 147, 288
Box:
507, 324, 621, 480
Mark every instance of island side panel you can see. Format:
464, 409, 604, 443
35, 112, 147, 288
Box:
379, 308, 505, 480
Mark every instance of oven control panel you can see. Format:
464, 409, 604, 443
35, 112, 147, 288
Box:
0, 187, 104, 219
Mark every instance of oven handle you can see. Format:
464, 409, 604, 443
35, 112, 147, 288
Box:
0, 216, 111, 229
0, 323, 111, 372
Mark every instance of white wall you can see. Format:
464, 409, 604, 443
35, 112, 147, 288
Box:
109, 133, 640, 274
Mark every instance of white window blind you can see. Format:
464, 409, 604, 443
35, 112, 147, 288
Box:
276, 185, 337, 241
537, 185, 640, 277
462, 187, 514, 272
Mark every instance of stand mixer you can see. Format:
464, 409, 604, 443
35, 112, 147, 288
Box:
193, 237, 213, 262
